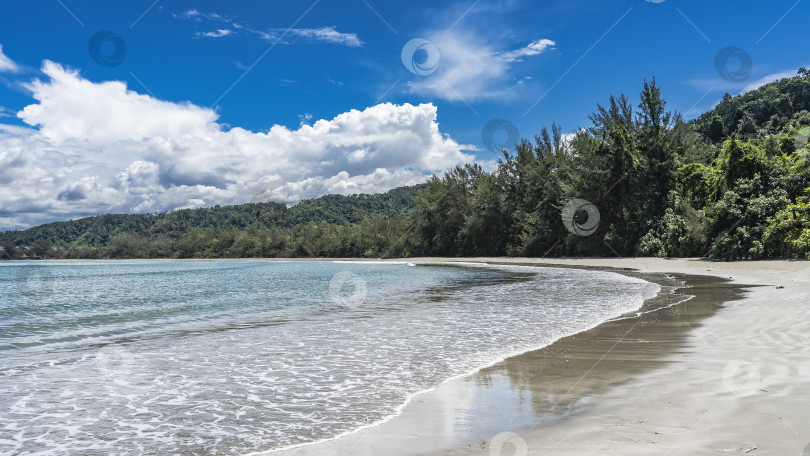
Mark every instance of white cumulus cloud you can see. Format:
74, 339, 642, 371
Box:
0, 61, 473, 229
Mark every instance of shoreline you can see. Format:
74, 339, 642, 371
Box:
251, 261, 678, 456
8, 257, 808, 454
273, 258, 810, 455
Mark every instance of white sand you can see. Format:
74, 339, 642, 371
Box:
433, 258, 810, 455
273, 258, 810, 456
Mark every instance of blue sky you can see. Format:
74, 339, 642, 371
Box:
0, 0, 807, 229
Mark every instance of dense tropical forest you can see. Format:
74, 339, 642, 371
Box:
2, 70, 809, 260
0, 186, 422, 259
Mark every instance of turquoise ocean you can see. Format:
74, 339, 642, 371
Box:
0, 260, 660, 455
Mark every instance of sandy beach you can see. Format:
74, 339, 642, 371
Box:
274, 258, 810, 456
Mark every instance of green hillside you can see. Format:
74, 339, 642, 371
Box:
0, 185, 424, 259
407, 71, 810, 260
3, 70, 809, 261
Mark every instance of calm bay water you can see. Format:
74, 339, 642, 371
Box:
0, 260, 659, 455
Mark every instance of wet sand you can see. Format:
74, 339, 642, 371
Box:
270, 258, 810, 456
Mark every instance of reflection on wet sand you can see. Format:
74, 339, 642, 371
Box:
278, 269, 748, 456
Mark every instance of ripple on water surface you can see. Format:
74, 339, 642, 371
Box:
0, 260, 660, 455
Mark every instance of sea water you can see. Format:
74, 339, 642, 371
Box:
0, 260, 659, 455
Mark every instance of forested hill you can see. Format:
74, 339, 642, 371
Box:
694, 69, 810, 144
3, 70, 810, 260
0, 185, 424, 259
407, 70, 810, 261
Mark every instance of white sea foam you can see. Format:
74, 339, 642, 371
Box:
0, 260, 661, 455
